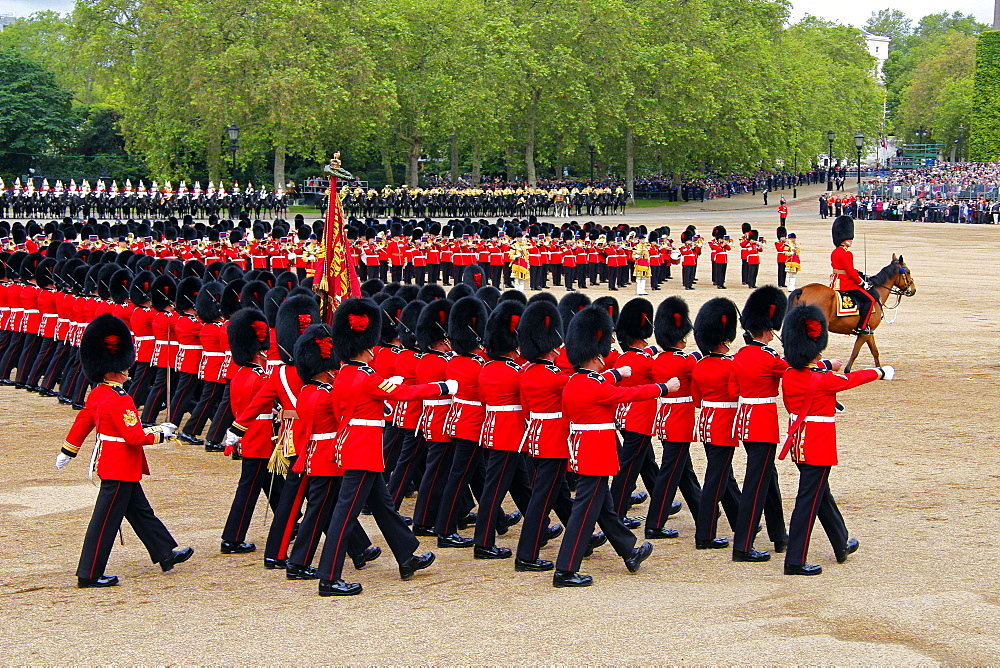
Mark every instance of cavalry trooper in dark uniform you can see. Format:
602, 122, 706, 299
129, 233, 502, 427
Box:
55, 313, 193, 587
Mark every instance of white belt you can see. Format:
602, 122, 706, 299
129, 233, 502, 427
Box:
96, 434, 126, 442
178, 344, 202, 350
134, 335, 154, 341
701, 401, 738, 409
739, 396, 776, 405
202, 351, 225, 357
57, 318, 69, 323
424, 399, 453, 406
529, 411, 562, 420
658, 396, 693, 405
487, 404, 522, 412
155, 339, 168, 345
266, 360, 281, 367
569, 423, 615, 432
312, 432, 337, 440
789, 414, 836, 423
256, 413, 275, 420
348, 419, 385, 427
11, 308, 23, 312
452, 398, 482, 406
23, 309, 39, 314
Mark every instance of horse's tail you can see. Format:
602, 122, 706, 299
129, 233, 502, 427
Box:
787, 288, 803, 308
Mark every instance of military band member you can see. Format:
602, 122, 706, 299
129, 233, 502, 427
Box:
553, 305, 678, 588
55, 313, 193, 587
784, 233, 801, 292
775, 227, 788, 288
780, 305, 894, 575
315, 298, 453, 596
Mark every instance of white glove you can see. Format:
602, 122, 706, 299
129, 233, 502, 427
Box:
224, 431, 241, 447
828, 359, 844, 372
443, 379, 459, 395
55, 453, 72, 469
617, 366, 632, 379
386, 376, 404, 386
665, 377, 681, 393
880, 366, 895, 381
158, 422, 177, 438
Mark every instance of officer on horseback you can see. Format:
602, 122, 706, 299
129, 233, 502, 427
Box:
829, 216, 874, 336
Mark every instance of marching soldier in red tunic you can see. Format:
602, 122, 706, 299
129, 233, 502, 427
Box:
167, 276, 203, 429
830, 215, 875, 335
179, 280, 226, 448
780, 305, 893, 575
219, 308, 285, 555
56, 313, 193, 588
730, 286, 792, 562
646, 297, 701, 538
553, 305, 678, 588
691, 297, 741, 550
315, 298, 453, 596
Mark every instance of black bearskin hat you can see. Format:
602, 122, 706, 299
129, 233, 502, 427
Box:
565, 305, 614, 368
379, 296, 407, 345
219, 263, 244, 283
275, 271, 298, 292
448, 283, 474, 301
196, 280, 225, 323
294, 323, 338, 381
527, 292, 558, 306
448, 296, 487, 355
228, 307, 270, 367
693, 297, 738, 355
518, 300, 563, 361
712, 225, 727, 240
109, 267, 132, 304
150, 274, 176, 312
615, 298, 654, 347
129, 270, 155, 307
20, 252, 43, 282
332, 298, 382, 362
741, 285, 787, 334
776, 226, 787, 239
484, 300, 524, 359
476, 285, 501, 311
832, 215, 854, 247
417, 283, 446, 302
783, 304, 829, 370
500, 289, 527, 305
463, 265, 487, 291
593, 296, 620, 325
360, 278, 385, 297
96, 263, 118, 300
183, 259, 205, 280
275, 294, 321, 365
240, 280, 269, 311
263, 286, 288, 326
654, 296, 692, 348
221, 279, 245, 319
383, 282, 401, 296
176, 276, 202, 312
396, 284, 420, 303
80, 314, 135, 383
741, 222, 752, 234
204, 261, 226, 282
558, 292, 592, 335
417, 298, 453, 351
398, 300, 426, 350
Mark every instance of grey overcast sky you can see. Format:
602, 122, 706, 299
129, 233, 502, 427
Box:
1, 0, 995, 28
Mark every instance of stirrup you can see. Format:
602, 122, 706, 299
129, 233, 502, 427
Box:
853, 327, 872, 336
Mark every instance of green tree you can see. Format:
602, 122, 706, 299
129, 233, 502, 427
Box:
863, 9, 912, 49
0, 49, 74, 176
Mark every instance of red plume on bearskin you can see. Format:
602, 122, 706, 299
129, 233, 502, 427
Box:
416, 298, 453, 352
378, 296, 407, 346
294, 323, 338, 380
228, 308, 270, 367
484, 300, 524, 358
519, 300, 563, 361
615, 298, 654, 347
783, 304, 829, 369
332, 298, 382, 361
80, 314, 135, 383
558, 292, 591, 336
593, 296, 619, 325
196, 280, 225, 323
693, 297, 738, 355
565, 305, 614, 368
741, 285, 787, 334
397, 300, 427, 351
654, 297, 692, 349
276, 294, 321, 365
448, 296, 488, 356
463, 265, 486, 290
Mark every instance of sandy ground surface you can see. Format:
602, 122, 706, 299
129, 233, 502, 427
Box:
2, 189, 1000, 665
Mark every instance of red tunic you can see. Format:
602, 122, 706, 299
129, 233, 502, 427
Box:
332, 362, 447, 472
198, 321, 227, 382
520, 361, 571, 459
416, 350, 453, 442
563, 370, 661, 476
62, 382, 165, 481
391, 349, 423, 429
729, 342, 787, 444
232, 363, 305, 456
613, 347, 658, 436
130, 307, 157, 364
691, 353, 737, 447
174, 313, 203, 373
830, 246, 863, 291
444, 353, 486, 442
781, 366, 880, 466
227, 364, 273, 458
294, 381, 345, 477
652, 348, 697, 443
479, 357, 525, 451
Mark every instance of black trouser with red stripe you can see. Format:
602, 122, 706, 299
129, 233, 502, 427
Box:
222, 457, 284, 544
205, 384, 233, 444
127, 361, 153, 405
473, 450, 532, 548
610, 430, 649, 517
183, 380, 225, 436
411, 440, 452, 528
288, 475, 371, 568
76, 479, 177, 580
434, 437, 482, 536
168, 371, 201, 426
388, 428, 426, 509
40, 341, 70, 391
0, 331, 24, 379
733, 441, 787, 552
264, 462, 304, 562
14, 333, 40, 385
141, 367, 174, 424
517, 456, 574, 562
555, 474, 636, 573
646, 441, 702, 531
24, 334, 55, 386
383, 425, 404, 481
785, 463, 847, 567
694, 443, 741, 541
317, 469, 419, 582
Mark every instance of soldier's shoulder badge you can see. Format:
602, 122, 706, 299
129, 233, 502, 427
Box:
123, 409, 139, 427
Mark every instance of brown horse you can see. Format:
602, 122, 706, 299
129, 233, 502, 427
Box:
788, 254, 916, 372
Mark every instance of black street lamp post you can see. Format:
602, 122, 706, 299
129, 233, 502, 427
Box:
826, 130, 836, 190
854, 132, 864, 189
588, 144, 596, 182
227, 124, 240, 182
958, 123, 965, 162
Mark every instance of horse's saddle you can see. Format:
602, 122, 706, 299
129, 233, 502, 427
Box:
835, 292, 860, 317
